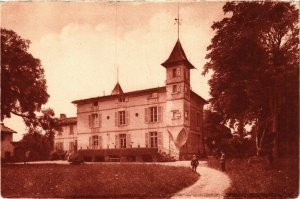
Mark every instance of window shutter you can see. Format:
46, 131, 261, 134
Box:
88, 115, 92, 128
158, 132, 163, 152
115, 134, 120, 148
98, 113, 102, 127
145, 108, 148, 123
126, 134, 131, 147
115, 112, 118, 126
158, 106, 162, 122
145, 132, 149, 147
89, 136, 92, 149
125, 111, 129, 125
99, 136, 102, 149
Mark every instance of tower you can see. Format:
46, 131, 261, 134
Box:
161, 39, 195, 158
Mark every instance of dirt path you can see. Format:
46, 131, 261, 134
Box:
158, 161, 231, 198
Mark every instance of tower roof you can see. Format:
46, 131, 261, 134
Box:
111, 82, 124, 95
161, 39, 195, 69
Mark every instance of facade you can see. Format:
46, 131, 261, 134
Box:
54, 114, 77, 153
54, 39, 207, 161
1, 123, 17, 161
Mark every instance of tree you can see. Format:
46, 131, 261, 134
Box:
204, 2, 299, 158
20, 108, 60, 159
1, 28, 49, 122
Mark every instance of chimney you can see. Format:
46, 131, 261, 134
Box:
60, 114, 66, 119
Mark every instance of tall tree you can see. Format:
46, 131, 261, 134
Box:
1, 28, 49, 122
204, 2, 299, 158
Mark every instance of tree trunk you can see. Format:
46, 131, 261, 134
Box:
272, 115, 279, 158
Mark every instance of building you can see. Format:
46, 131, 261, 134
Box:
54, 114, 77, 153
1, 123, 17, 161
54, 39, 207, 161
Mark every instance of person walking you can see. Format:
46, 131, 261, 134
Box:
191, 154, 199, 172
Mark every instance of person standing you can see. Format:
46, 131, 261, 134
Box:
191, 154, 199, 172
220, 151, 226, 171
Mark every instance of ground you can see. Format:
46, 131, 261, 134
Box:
2, 160, 231, 198
1, 162, 199, 198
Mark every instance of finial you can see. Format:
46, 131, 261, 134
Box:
174, 2, 182, 40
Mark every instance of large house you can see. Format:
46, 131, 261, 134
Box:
54, 39, 207, 161
1, 123, 17, 161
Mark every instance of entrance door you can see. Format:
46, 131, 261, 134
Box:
120, 134, 126, 148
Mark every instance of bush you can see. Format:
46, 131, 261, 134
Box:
68, 152, 84, 165
49, 151, 67, 161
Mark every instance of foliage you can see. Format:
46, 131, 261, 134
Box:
20, 108, 60, 160
1, 164, 199, 198
207, 157, 299, 198
20, 131, 51, 161
49, 150, 68, 161
68, 152, 84, 164
1, 28, 49, 122
203, 2, 299, 157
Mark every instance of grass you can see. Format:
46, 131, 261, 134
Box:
207, 156, 299, 198
1, 163, 199, 198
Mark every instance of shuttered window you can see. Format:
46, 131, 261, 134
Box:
115, 111, 129, 126
88, 113, 102, 128
145, 132, 149, 147
145, 106, 163, 123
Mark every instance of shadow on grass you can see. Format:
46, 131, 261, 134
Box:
207, 156, 299, 198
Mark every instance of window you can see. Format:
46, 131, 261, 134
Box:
145, 106, 162, 123
69, 142, 74, 152
172, 110, 180, 119
118, 97, 125, 102
120, 134, 126, 148
115, 111, 129, 126
69, 125, 74, 135
185, 110, 189, 120
150, 107, 158, 123
119, 111, 125, 126
89, 113, 101, 128
150, 132, 158, 148
91, 135, 98, 149
58, 128, 62, 136
172, 84, 180, 93
55, 142, 64, 151
172, 68, 180, 77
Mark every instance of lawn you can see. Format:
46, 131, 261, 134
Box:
207, 156, 299, 198
1, 163, 199, 198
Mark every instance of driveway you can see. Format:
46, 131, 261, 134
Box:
157, 161, 231, 198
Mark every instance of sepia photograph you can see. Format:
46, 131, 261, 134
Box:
1, 1, 299, 198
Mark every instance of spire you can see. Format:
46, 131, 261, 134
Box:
161, 39, 195, 69
174, 2, 181, 40
111, 82, 123, 95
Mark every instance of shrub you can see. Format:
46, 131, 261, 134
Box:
49, 150, 67, 161
68, 152, 84, 165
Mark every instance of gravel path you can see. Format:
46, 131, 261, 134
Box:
157, 161, 231, 198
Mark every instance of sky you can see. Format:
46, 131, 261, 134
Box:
1, 1, 225, 141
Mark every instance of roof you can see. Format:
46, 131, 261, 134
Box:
111, 82, 124, 95
59, 117, 77, 125
1, 123, 17, 134
73, 87, 166, 105
161, 39, 195, 69
72, 86, 207, 105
